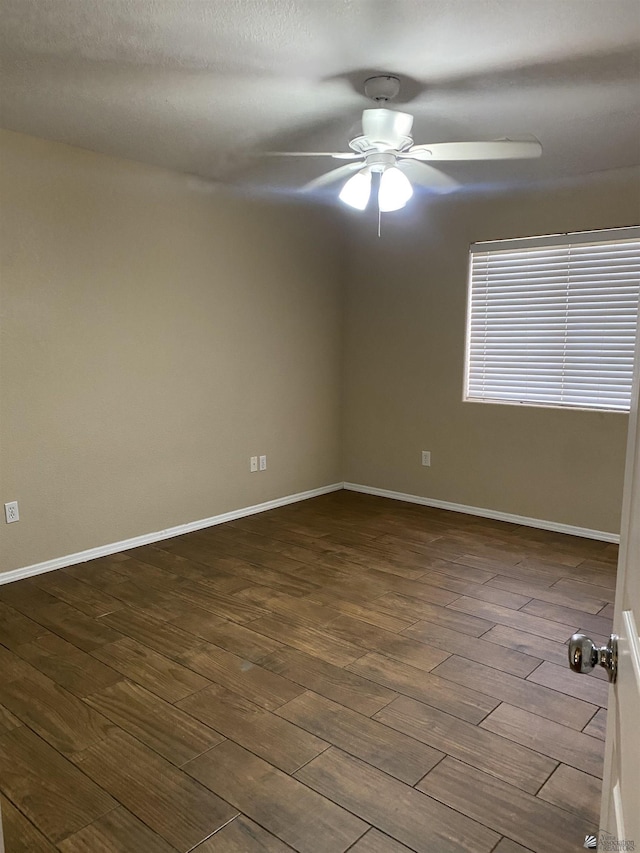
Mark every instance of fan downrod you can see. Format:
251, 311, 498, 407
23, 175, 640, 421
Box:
364, 75, 401, 103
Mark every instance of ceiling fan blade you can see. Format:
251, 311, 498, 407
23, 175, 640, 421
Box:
404, 140, 542, 161
397, 159, 459, 192
263, 151, 360, 159
361, 109, 414, 147
303, 161, 364, 191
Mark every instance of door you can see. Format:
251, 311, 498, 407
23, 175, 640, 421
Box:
598, 337, 640, 850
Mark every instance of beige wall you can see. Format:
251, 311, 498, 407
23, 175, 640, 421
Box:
343, 169, 640, 535
2, 129, 637, 574
0, 130, 344, 573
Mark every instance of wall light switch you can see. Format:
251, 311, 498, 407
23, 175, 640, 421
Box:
250, 456, 258, 473
259, 455, 267, 471
421, 451, 431, 467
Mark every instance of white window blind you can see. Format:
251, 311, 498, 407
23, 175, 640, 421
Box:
465, 227, 640, 412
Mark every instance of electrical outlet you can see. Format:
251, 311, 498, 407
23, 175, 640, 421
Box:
259, 455, 267, 471
250, 456, 258, 473
421, 450, 431, 467
4, 501, 19, 523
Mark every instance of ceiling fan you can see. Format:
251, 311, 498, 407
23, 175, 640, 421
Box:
267, 76, 542, 212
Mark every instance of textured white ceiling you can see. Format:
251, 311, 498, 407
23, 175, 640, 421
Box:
1, 0, 639, 197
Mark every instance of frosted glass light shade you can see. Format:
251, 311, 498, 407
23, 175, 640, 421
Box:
339, 169, 371, 210
378, 166, 413, 212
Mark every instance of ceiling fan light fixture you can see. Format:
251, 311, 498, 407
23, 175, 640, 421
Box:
339, 168, 371, 210
378, 166, 413, 212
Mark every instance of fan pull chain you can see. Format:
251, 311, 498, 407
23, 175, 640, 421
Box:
378, 207, 381, 238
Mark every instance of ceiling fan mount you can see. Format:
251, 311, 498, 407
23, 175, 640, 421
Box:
363, 75, 401, 103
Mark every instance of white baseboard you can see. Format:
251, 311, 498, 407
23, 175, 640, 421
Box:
3, 479, 618, 585
0, 483, 343, 585
343, 482, 620, 544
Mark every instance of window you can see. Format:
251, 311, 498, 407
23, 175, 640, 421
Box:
464, 227, 640, 412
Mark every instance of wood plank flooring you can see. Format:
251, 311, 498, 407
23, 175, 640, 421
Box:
0, 491, 616, 852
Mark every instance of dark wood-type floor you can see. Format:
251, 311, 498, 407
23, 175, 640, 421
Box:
0, 491, 616, 853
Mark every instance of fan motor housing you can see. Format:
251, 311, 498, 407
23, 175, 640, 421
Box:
348, 133, 413, 156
